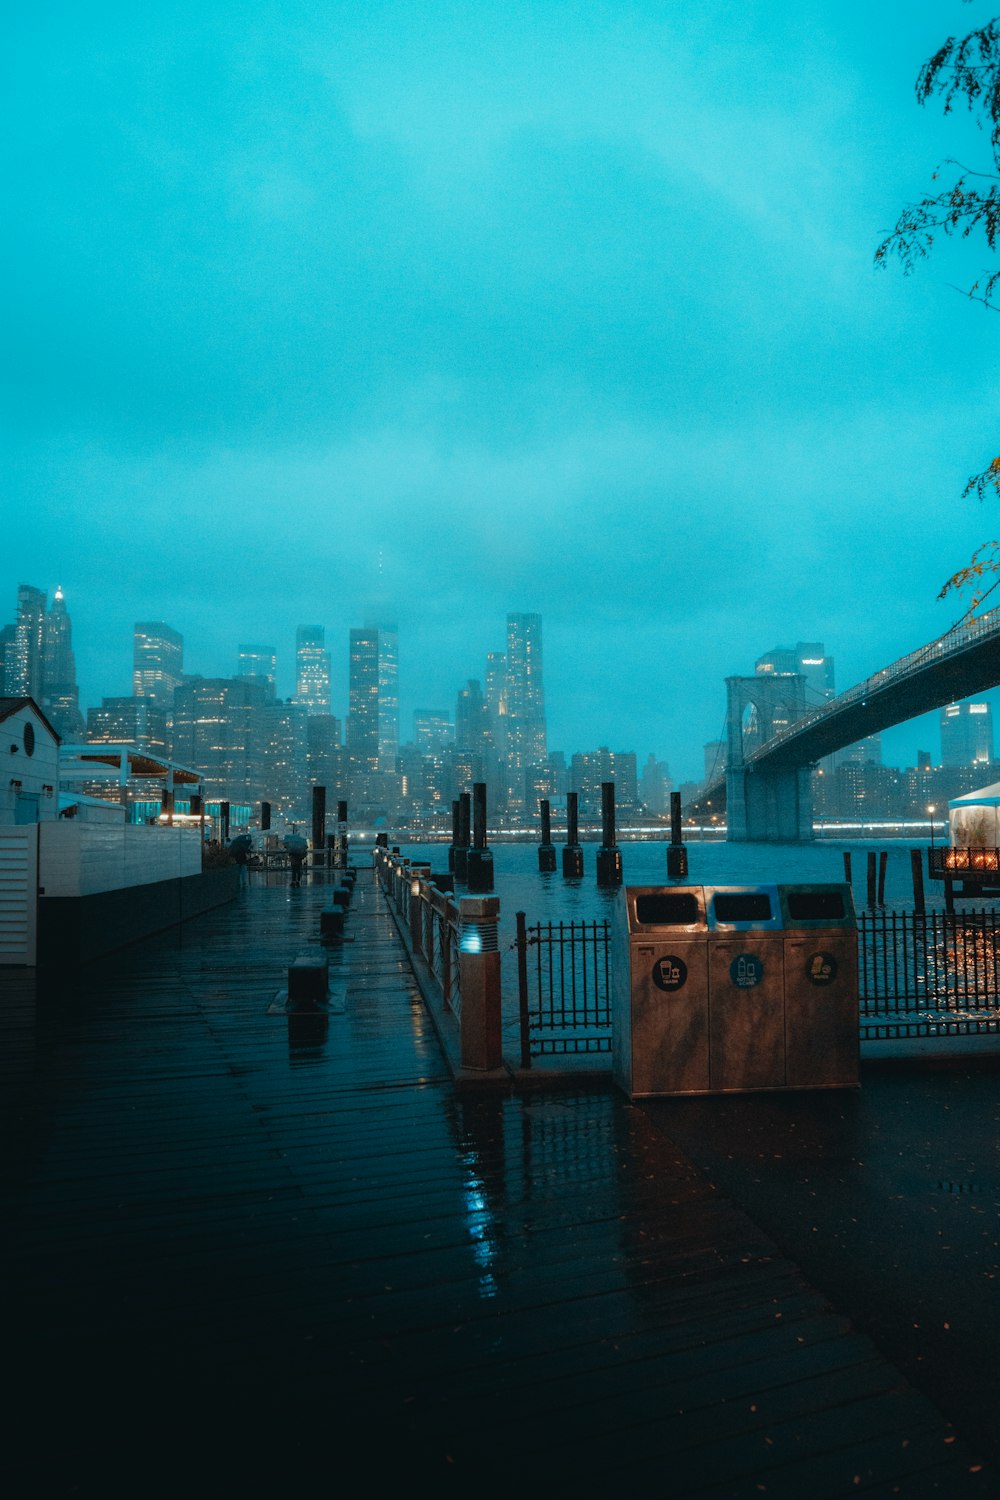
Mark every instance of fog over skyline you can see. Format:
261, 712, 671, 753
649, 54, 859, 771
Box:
7, 1, 1000, 780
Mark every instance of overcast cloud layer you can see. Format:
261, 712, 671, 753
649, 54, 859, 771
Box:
5, 1, 1000, 779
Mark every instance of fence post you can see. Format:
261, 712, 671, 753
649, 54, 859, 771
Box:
458, 897, 502, 1070
516, 911, 531, 1070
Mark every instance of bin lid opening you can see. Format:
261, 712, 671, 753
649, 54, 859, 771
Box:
713, 892, 773, 923
785, 890, 846, 921
634, 892, 702, 926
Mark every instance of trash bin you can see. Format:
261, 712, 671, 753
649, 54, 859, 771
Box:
612, 886, 711, 1098
779, 884, 858, 1089
613, 883, 860, 1100
705, 885, 786, 1093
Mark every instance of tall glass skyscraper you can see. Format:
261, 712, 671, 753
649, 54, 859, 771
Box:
238, 644, 277, 701
347, 623, 399, 777
42, 585, 84, 737
294, 626, 331, 713
134, 622, 184, 709
504, 612, 547, 814
12, 584, 47, 701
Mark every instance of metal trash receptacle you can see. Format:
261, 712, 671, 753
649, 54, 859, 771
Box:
705, 886, 786, 1092
779, 884, 858, 1089
612, 887, 710, 1098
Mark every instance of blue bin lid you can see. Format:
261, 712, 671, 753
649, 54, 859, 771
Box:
705, 885, 783, 931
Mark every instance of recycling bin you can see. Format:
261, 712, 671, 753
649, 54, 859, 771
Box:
705, 886, 786, 1092
612, 887, 710, 1098
779, 884, 858, 1089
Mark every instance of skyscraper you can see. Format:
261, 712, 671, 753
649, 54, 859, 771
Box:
504, 613, 547, 814
12, 584, 47, 701
941, 700, 995, 769
42, 585, 84, 738
347, 624, 398, 774
134, 623, 184, 710
238, 644, 277, 701
294, 626, 331, 713
171, 676, 266, 806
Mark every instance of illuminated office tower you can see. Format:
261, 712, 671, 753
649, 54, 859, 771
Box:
42, 585, 84, 738
504, 612, 547, 814
238, 644, 277, 701
0, 623, 15, 695
347, 624, 398, 774
12, 584, 47, 701
485, 650, 508, 762
941, 700, 995, 769
171, 676, 266, 804
256, 700, 310, 819
412, 710, 452, 752
307, 714, 344, 799
87, 696, 168, 754
134, 623, 184, 710
294, 626, 331, 713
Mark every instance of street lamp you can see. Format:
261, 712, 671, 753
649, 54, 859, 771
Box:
927, 804, 937, 850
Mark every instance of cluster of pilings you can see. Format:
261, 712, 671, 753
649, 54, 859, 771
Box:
448, 783, 495, 892
843, 846, 944, 913
532, 785, 690, 888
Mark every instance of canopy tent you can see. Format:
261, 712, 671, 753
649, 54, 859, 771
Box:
948, 781, 1000, 847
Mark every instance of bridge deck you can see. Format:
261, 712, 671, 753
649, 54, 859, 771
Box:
2, 870, 993, 1496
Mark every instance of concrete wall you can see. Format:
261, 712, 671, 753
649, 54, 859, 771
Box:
38, 823, 202, 897
36, 866, 241, 967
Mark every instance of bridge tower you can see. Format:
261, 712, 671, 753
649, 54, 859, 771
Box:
724, 674, 814, 842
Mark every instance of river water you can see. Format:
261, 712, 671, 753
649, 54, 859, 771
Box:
391, 836, 941, 928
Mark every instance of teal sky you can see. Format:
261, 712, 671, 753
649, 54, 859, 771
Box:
5, 1, 1000, 779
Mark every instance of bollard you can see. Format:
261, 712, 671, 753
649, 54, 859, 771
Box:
538, 798, 557, 873
563, 791, 584, 878
319, 907, 345, 942
910, 847, 925, 913
458, 897, 502, 1070
455, 792, 471, 883
287, 952, 328, 1009
666, 790, 688, 880
331, 885, 350, 911
467, 782, 494, 892
596, 781, 623, 887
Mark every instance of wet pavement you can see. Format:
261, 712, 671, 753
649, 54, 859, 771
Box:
2, 869, 997, 1497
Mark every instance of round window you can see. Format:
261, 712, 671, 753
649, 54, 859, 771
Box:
23, 722, 35, 757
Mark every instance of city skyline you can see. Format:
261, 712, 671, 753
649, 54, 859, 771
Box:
8, 4, 1000, 781
6, 576, 1000, 792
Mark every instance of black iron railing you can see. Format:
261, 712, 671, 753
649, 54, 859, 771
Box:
858, 908, 1000, 1037
515, 906, 1000, 1061
928, 846, 1000, 880
515, 913, 612, 1065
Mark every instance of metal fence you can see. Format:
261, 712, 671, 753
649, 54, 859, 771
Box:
375, 848, 462, 1018
515, 914, 612, 1064
515, 906, 1000, 1063
858, 908, 1000, 1039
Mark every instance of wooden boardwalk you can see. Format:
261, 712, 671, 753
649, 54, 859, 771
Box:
2, 869, 993, 1497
